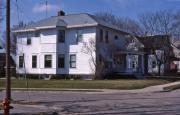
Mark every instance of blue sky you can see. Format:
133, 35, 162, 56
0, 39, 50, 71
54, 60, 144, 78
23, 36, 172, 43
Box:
1, 0, 180, 32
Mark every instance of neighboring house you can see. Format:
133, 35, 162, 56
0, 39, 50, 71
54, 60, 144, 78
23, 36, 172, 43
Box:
138, 35, 174, 75
13, 12, 145, 78
0, 46, 16, 77
171, 43, 180, 72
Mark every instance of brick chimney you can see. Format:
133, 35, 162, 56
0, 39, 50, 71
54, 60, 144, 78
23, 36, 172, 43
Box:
58, 10, 65, 16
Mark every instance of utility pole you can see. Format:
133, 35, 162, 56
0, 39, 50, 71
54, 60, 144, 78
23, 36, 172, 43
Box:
3, 0, 11, 114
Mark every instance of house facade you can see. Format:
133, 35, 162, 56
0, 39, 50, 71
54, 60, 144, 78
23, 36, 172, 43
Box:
138, 35, 174, 75
13, 13, 145, 78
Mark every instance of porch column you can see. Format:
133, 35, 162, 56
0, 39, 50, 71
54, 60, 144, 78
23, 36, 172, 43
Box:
141, 54, 145, 74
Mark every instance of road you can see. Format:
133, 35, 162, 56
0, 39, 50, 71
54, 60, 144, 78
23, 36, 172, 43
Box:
0, 89, 180, 115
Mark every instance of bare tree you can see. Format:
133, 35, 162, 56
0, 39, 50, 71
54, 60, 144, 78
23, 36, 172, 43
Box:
139, 10, 179, 38
0, 0, 5, 23
95, 12, 143, 36
81, 39, 106, 79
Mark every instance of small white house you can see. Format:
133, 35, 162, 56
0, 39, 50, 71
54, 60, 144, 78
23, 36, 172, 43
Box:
13, 13, 145, 78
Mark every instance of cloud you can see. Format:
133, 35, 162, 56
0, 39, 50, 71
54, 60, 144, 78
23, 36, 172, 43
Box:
32, 3, 60, 13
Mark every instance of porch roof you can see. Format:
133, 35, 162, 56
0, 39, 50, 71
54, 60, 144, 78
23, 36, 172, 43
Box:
115, 51, 145, 55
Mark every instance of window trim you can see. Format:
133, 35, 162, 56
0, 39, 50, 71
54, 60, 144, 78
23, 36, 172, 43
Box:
70, 54, 76, 68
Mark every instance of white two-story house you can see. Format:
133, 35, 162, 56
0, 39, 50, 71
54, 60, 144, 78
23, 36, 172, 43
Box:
13, 13, 145, 78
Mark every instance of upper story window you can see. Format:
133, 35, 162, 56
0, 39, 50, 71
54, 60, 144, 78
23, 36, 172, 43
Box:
27, 34, 31, 45
114, 35, 118, 40
99, 29, 103, 42
19, 55, 24, 68
105, 31, 109, 43
44, 55, 52, 68
32, 55, 37, 68
35, 31, 40, 37
76, 30, 83, 43
58, 30, 65, 43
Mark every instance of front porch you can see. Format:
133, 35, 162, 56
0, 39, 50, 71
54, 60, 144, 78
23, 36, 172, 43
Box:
113, 51, 144, 76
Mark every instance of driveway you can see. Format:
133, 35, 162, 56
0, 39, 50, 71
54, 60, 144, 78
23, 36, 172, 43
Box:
0, 89, 180, 115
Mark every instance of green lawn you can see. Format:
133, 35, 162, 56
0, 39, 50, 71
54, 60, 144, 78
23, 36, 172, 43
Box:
0, 79, 170, 90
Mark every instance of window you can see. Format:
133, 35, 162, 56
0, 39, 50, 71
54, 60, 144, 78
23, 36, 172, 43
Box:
32, 55, 37, 68
70, 54, 76, 68
19, 55, 24, 68
105, 31, 109, 43
35, 31, 40, 37
58, 54, 65, 68
99, 29, 103, 42
58, 30, 65, 43
114, 35, 118, 40
76, 30, 83, 43
44, 55, 52, 68
27, 34, 31, 45
27, 38, 31, 45
152, 61, 156, 68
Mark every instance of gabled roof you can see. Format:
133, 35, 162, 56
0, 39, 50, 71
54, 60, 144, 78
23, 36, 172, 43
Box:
13, 13, 128, 34
137, 35, 171, 49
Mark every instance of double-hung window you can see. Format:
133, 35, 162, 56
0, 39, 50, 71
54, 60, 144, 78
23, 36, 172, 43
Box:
19, 55, 24, 68
99, 29, 103, 42
76, 30, 83, 43
58, 54, 65, 68
58, 30, 65, 43
44, 55, 52, 68
32, 55, 37, 68
70, 54, 76, 68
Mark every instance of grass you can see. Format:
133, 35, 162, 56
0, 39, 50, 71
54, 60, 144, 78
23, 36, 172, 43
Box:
0, 79, 170, 90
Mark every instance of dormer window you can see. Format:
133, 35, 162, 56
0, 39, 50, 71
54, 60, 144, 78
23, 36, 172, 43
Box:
58, 30, 65, 43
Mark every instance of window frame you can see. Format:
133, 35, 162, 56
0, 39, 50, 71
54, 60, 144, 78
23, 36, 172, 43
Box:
70, 54, 76, 68
44, 55, 52, 68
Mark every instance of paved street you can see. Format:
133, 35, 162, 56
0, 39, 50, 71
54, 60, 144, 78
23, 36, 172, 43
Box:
1, 89, 180, 115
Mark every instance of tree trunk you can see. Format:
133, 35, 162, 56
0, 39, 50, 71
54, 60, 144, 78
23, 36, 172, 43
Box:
158, 64, 161, 76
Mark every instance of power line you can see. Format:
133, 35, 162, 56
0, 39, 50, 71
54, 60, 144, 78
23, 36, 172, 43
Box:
15, 0, 20, 23
11, 0, 33, 24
